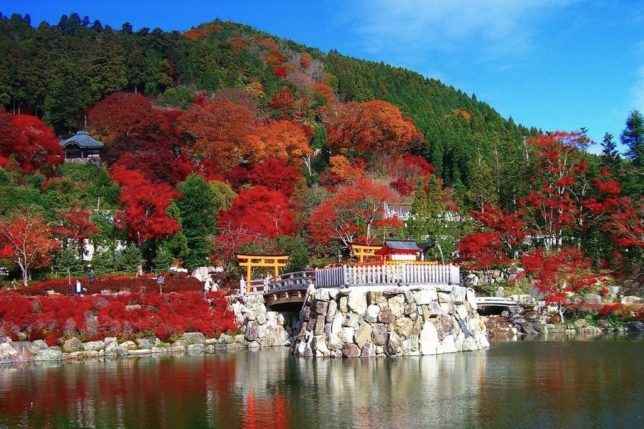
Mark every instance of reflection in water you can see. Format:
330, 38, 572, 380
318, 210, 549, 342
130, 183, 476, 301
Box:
0, 339, 642, 428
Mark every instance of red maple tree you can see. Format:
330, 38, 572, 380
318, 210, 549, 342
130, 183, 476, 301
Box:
307, 178, 400, 249
216, 186, 295, 256
0, 113, 63, 174
88, 92, 174, 144
110, 165, 181, 243
520, 247, 599, 322
0, 211, 60, 286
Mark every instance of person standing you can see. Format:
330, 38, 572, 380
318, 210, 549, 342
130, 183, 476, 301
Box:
156, 274, 165, 293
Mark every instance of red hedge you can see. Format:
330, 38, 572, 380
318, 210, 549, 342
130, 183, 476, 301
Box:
0, 290, 237, 343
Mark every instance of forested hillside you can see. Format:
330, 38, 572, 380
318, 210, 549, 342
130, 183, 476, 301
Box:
0, 13, 538, 204
0, 13, 641, 296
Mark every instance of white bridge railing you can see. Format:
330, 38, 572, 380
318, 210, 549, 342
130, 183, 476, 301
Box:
315, 264, 460, 288
240, 264, 460, 296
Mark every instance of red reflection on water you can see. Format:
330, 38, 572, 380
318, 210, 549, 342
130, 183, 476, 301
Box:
0, 356, 291, 428
241, 390, 290, 429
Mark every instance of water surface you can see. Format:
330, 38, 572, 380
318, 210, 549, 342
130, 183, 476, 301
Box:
1, 338, 642, 428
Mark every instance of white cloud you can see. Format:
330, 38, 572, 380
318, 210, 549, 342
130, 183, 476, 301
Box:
347, 0, 576, 59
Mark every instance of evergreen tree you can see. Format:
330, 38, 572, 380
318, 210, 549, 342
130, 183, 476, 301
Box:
117, 245, 142, 273
91, 246, 117, 275
52, 245, 85, 276
406, 177, 464, 262
153, 245, 173, 272
465, 157, 497, 211
600, 132, 620, 171
621, 110, 643, 166
176, 175, 217, 269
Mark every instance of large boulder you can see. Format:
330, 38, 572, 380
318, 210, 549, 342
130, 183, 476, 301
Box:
136, 338, 156, 349
365, 304, 380, 323
182, 332, 206, 345
371, 324, 389, 346
245, 321, 259, 341
348, 290, 368, 314
394, 317, 414, 338
420, 323, 439, 355
388, 294, 405, 317
315, 300, 329, 315
327, 334, 344, 351
342, 343, 361, 358
82, 341, 105, 352
355, 323, 373, 348
325, 300, 338, 322
63, 337, 83, 353
0, 343, 17, 361
361, 342, 376, 358
331, 312, 344, 334
31, 340, 48, 352
378, 307, 396, 324
441, 335, 457, 353
34, 348, 63, 361
386, 332, 402, 356
413, 288, 438, 305
339, 327, 355, 344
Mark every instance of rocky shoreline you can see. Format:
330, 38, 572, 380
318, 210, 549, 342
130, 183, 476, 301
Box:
0, 331, 254, 365
0, 294, 299, 365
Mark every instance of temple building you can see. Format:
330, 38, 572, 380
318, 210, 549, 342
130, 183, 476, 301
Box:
59, 131, 104, 162
377, 240, 434, 262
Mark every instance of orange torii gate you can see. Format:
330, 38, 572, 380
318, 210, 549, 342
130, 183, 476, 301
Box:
236, 254, 289, 293
349, 243, 383, 263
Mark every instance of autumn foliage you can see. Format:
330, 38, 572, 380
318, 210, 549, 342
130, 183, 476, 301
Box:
308, 178, 400, 248
0, 211, 60, 286
322, 100, 423, 157
0, 290, 237, 342
0, 113, 63, 174
177, 98, 257, 173
88, 92, 174, 144
520, 247, 599, 320
217, 186, 295, 255
110, 165, 181, 242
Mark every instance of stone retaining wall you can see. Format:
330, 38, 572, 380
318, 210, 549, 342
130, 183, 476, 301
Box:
230, 295, 299, 349
291, 285, 489, 358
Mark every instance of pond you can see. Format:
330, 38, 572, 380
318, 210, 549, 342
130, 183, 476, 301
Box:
1, 338, 642, 428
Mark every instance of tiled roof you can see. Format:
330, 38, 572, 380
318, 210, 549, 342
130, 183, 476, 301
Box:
60, 131, 104, 149
384, 240, 421, 251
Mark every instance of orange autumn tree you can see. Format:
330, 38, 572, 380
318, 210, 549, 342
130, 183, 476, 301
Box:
177, 98, 257, 173
322, 100, 423, 157
243, 120, 312, 166
320, 154, 366, 187
0, 211, 60, 286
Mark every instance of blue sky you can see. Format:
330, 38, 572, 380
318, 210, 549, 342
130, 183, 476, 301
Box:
3, 0, 643, 152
